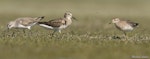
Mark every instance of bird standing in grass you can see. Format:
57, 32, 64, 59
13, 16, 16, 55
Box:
38, 12, 76, 35
111, 18, 139, 37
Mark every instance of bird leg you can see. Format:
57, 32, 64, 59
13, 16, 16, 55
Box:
23, 29, 26, 33
123, 31, 126, 36
123, 31, 128, 40
58, 30, 61, 34
28, 29, 32, 36
51, 30, 57, 36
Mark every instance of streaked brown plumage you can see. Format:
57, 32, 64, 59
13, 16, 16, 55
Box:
38, 18, 66, 27
38, 12, 75, 35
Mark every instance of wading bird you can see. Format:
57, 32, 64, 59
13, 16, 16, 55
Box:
7, 16, 44, 32
111, 18, 139, 37
38, 12, 76, 35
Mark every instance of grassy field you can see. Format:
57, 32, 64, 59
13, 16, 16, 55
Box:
0, 0, 150, 59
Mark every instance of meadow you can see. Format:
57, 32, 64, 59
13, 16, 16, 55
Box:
0, 0, 150, 59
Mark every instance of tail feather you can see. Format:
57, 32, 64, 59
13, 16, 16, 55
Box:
38, 22, 47, 24
41, 16, 45, 19
132, 23, 139, 27
38, 22, 53, 29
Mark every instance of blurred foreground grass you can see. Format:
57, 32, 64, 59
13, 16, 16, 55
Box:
0, 0, 150, 59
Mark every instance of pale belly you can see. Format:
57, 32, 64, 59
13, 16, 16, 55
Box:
58, 25, 68, 29
122, 26, 133, 31
17, 24, 31, 29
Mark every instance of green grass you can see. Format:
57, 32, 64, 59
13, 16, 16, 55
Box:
0, 0, 150, 59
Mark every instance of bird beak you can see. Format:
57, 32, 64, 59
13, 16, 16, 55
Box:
7, 27, 10, 32
7, 24, 10, 30
72, 16, 77, 21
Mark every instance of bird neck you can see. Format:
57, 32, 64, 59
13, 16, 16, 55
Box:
64, 15, 72, 20
65, 18, 72, 26
65, 17, 71, 20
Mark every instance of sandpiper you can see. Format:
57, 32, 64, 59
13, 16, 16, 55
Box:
38, 12, 76, 35
111, 18, 139, 36
7, 16, 44, 30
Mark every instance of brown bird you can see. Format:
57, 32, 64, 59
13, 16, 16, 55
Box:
111, 18, 139, 36
38, 12, 76, 35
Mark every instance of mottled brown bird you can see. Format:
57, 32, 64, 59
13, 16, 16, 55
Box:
38, 12, 76, 35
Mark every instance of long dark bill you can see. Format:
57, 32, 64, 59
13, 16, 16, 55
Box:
72, 16, 77, 21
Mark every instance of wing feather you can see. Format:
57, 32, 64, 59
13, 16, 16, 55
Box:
127, 20, 139, 27
16, 18, 35, 26
47, 18, 66, 27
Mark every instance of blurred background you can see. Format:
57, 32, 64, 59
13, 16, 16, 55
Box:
0, 0, 150, 30
0, 0, 150, 16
